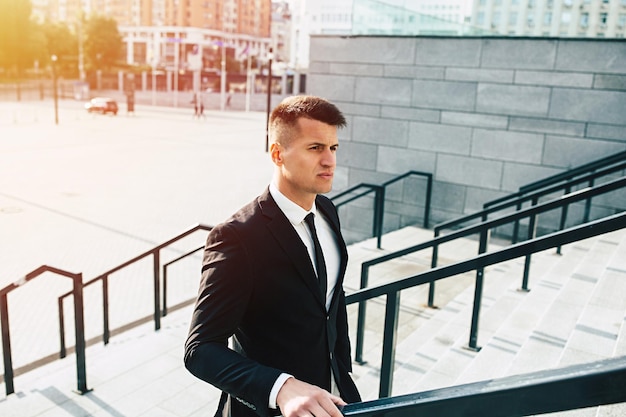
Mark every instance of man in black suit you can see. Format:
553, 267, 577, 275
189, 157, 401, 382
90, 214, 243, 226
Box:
184, 95, 361, 417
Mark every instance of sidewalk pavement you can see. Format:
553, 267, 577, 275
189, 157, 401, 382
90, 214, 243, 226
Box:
0, 100, 275, 416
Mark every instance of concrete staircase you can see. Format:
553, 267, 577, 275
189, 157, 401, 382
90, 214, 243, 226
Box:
345, 226, 626, 416
2, 225, 624, 416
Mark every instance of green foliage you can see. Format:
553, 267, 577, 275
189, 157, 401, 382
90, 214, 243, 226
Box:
83, 15, 123, 72
0, 0, 34, 75
40, 21, 79, 77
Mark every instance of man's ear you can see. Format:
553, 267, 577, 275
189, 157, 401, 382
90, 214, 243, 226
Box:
270, 142, 283, 165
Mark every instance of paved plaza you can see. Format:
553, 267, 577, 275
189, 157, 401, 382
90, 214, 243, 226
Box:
0, 98, 276, 415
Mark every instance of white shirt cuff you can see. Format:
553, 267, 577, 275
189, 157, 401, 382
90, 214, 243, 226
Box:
269, 373, 294, 409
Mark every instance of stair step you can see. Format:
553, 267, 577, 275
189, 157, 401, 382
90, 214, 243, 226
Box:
349, 226, 626, 402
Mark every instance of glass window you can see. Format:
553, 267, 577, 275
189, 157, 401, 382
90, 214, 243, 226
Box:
600, 13, 608, 24
509, 12, 518, 25
544, 12, 552, 25
493, 12, 501, 25
580, 12, 589, 27
561, 12, 571, 24
477, 11, 485, 25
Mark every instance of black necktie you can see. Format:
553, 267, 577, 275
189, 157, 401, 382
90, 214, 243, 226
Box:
304, 213, 327, 302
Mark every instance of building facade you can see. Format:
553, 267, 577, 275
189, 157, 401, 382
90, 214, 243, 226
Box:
471, 0, 626, 37
31, 0, 271, 38
307, 35, 625, 242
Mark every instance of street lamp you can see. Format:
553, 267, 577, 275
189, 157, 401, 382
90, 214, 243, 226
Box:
51, 54, 59, 125
265, 47, 273, 152
220, 38, 227, 111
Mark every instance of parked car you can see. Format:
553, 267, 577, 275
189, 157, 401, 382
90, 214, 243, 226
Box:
85, 97, 118, 115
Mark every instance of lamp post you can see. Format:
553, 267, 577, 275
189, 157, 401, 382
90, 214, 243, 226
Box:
220, 38, 226, 111
265, 47, 273, 152
51, 55, 59, 125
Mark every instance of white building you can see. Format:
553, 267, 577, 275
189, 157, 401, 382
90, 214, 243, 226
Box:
286, 0, 474, 70
471, 0, 626, 37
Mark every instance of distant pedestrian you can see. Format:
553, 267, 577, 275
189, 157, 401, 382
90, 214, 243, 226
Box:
198, 92, 205, 118
226, 93, 232, 108
191, 92, 199, 118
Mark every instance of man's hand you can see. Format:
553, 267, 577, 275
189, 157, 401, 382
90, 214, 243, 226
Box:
276, 377, 346, 417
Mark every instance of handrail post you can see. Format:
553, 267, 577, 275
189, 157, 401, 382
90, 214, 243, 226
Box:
423, 174, 432, 228
468, 228, 490, 351
72, 272, 90, 394
512, 201, 522, 243
59, 297, 66, 358
428, 228, 440, 308
556, 185, 571, 255
162, 263, 169, 317
521, 209, 538, 292
1, 293, 14, 395
584, 177, 595, 223
374, 186, 385, 249
153, 250, 161, 331
354, 264, 369, 364
379, 291, 400, 398
103, 275, 110, 345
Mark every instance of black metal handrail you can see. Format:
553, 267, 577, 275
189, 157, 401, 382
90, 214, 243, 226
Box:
434, 160, 626, 235
484, 150, 626, 209
346, 211, 626, 398
342, 356, 626, 417
332, 171, 433, 249
162, 245, 204, 316
57, 224, 212, 354
352, 176, 625, 366
519, 150, 626, 193
332, 183, 385, 248
0, 266, 89, 396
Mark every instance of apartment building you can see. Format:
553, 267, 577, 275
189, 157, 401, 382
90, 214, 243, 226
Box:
471, 0, 626, 37
31, 0, 270, 38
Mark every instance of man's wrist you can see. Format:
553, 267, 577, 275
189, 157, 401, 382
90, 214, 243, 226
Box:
269, 373, 294, 409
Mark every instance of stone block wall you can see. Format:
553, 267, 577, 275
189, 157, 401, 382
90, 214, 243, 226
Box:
307, 36, 626, 243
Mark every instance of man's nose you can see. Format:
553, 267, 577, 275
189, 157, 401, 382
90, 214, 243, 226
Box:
321, 149, 336, 166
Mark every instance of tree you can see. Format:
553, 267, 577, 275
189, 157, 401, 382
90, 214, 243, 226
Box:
40, 21, 79, 78
83, 15, 123, 73
0, 0, 34, 76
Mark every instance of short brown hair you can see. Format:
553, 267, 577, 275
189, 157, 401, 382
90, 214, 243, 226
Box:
269, 95, 346, 146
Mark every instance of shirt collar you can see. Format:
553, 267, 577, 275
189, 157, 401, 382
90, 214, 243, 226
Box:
269, 182, 317, 226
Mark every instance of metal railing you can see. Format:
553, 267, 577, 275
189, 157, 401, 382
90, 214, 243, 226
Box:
332, 171, 432, 249
346, 211, 626, 398
0, 266, 89, 396
351, 176, 625, 368
57, 224, 212, 355
162, 245, 204, 316
427, 162, 626, 306
342, 355, 626, 416
484, 150, 626, 209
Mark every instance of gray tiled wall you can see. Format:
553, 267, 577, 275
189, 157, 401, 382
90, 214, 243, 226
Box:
308, 36, 626, 242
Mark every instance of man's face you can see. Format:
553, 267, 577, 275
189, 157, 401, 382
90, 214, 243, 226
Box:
272, 117, 338, 210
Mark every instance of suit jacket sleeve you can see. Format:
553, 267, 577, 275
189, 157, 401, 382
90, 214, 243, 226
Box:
184, 222, 282, 416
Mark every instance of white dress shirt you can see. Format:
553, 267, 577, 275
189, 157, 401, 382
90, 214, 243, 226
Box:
266, 183, 342, 409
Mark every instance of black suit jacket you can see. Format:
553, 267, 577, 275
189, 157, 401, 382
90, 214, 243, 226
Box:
184, 188, 361, 417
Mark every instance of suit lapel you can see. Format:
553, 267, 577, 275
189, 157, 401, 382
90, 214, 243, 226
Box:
259, 190, 326, 307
